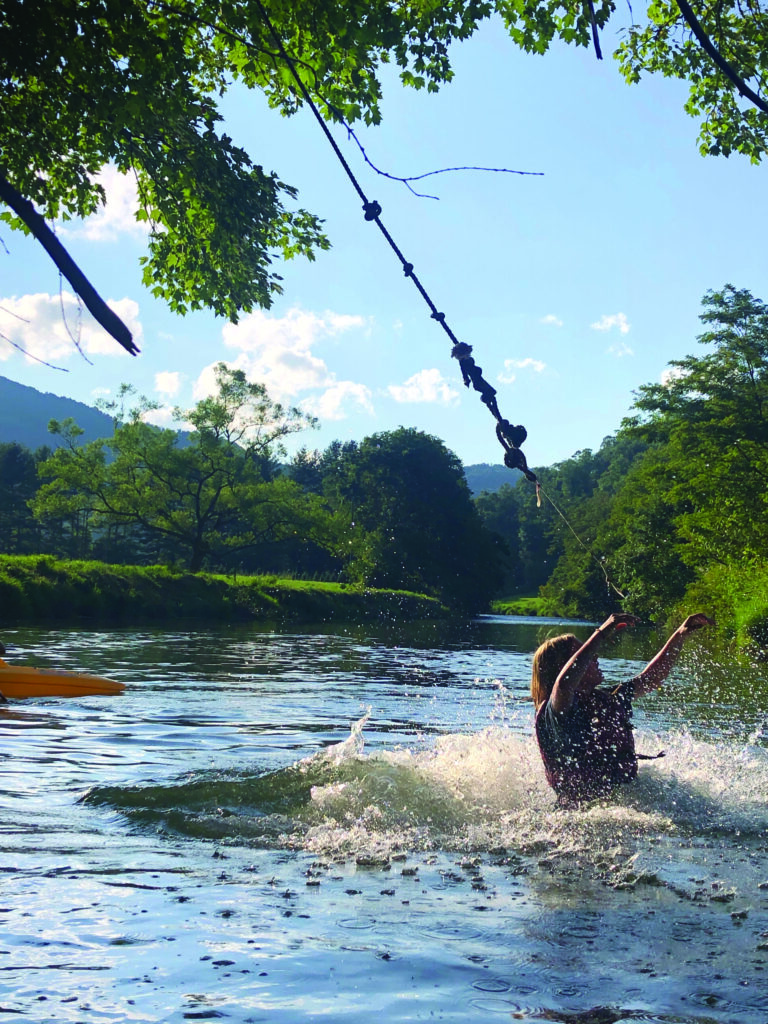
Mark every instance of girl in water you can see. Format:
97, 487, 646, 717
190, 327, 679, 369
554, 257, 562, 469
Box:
531, 612, 713, 806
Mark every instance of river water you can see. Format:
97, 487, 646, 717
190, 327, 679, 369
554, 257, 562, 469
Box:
2, 615, 768, 1024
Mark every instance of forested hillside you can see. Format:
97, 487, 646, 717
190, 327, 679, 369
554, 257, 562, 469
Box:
473, 286, 768, 643
0, 376, 113, 450
463, 463, 521, 495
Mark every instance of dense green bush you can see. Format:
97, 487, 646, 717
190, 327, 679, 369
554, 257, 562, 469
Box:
678, 561, 768, 652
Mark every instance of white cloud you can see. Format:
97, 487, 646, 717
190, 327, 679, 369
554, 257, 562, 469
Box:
591, 312, 631, 335
191, 307, 375, 425
220, 307, 368, 400
661, 366, 688, 386
155, 371, 182, 397
301, 382, 374, 421
498, 357, 546, 384
540, 314, 563, 327
141, 405, 177, 428
62, 165, 147, 242
0, 292, 142, 363
608, 341, 634, 358
387, 368, 459, 404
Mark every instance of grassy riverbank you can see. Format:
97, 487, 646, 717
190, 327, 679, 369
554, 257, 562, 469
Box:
0, 555, 447, 625
490, 595, 547, 617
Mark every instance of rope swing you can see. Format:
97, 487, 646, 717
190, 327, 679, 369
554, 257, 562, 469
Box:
254, 1, 538, 495
253, 4, 633, 603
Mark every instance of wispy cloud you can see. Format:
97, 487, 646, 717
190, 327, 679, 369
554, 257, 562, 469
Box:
608, 341, 634, 358
141, 405, 177, 428
192, 307, 374, 423
301, 381, 374, 421
0, 292, 142, 363
498, 357, 546, 384
591, 312, 631, 335
387, 368, 459, 404
540, 314, 563, 327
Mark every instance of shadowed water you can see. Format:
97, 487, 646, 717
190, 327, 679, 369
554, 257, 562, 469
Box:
1, 616, 768, 1023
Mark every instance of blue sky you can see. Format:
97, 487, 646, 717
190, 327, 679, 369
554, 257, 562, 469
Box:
1, 18, 766, 470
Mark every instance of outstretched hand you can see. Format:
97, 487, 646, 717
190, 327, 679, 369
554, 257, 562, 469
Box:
601, 612, 641, 633
679, 612, 715, 635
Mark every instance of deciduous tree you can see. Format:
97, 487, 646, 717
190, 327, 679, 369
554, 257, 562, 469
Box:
0, 442, 44, 554
324, 427, 504, 610
628, 285, 768, 566
32, 364, 326, 571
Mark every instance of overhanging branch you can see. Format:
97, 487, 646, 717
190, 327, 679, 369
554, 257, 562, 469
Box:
675, 0, 768, 116
0, 170, 139, 355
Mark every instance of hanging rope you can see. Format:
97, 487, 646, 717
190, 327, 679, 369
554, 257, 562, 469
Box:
254, 0, 536, 485
253, 3, 631, 601
536, 481, 626, 600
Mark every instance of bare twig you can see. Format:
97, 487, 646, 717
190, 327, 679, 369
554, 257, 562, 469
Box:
58, 272, 93, 364
0, 304, 29, 323
338, 120, 544, 199
0, 328, 68, 370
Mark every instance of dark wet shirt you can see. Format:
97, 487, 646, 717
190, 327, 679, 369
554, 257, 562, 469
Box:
535, 680, 638, 805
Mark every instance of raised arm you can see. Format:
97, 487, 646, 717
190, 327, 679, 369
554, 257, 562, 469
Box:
549, 612, 641, 713
633, 613, 714, 697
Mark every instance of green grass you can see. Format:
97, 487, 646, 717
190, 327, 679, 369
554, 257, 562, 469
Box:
0, 555, 448, 625
490, 595, 546, 617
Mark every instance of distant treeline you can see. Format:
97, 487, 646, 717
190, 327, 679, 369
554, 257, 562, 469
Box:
3, 287, 768, 644
476, 286, 768, 648
0, 365, 505, 614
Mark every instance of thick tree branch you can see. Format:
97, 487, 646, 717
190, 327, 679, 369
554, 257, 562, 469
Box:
675, 0, 768, 115
0, 170, 139, 355
586, 0, 603, 59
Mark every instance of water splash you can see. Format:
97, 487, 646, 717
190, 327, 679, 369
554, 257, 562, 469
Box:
84, 713, 768, 872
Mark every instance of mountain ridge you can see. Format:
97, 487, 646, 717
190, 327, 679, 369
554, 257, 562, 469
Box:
0, 376, 517, 491
0, 376, 115, 451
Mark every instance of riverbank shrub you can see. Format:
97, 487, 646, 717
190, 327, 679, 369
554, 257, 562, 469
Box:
0, 556, 447, 625
678, 561, 768, 653
490, 596, 546, 616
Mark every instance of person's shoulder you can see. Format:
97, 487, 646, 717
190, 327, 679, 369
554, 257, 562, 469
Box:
536, 698, 572, 733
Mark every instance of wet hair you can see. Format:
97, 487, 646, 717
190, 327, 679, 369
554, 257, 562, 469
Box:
530, 633, 580, 707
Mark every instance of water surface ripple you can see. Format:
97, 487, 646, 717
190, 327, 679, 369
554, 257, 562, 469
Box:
2, 618, 768, 1023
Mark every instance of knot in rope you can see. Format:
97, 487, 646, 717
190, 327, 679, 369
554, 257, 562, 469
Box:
496, 419, 538, 485
402, 262, 414, 278
497, 418, 527, 449
363, 200, 382, 221
450, 342, 501, 417
451, 342, 472, 359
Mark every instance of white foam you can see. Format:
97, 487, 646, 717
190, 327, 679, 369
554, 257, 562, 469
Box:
296, 716, 768, 859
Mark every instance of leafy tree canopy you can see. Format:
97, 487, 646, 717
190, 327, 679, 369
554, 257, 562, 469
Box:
538, 285, 768, 620
323, 426, 504, 609
627, 285, 768, 566
32, 363, 324, 572
2, 1, 767, 351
